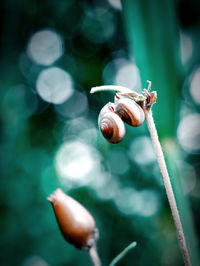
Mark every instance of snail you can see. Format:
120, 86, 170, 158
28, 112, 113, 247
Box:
98, 102, 125, 144
98, 97, 145, 143
115, 97, 145, 127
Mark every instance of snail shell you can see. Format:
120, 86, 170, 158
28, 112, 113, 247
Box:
115, 97, 145, 127
98, 103, 125, 144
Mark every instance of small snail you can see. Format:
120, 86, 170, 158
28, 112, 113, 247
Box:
91, 83, 156, 144
98, 102, 125, 144
115, 97, 145, 127
98, 97, 145, 143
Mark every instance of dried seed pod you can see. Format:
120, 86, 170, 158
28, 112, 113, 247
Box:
115, 97, 145, 127
48, 188, 98, 250
98, 102, 125, 143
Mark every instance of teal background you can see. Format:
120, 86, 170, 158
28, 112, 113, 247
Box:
0, 0, 200, 265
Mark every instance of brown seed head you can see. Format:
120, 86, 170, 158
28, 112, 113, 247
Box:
48, 188, 98, 250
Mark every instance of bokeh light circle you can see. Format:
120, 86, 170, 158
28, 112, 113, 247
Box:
103, 57, 141, 92
180, 32, 193, 65
115, 62, 140, 90
55, 140, 100, 187
106, 148, 130, 175
62, 117, 98, 145
108, 0, 122, 10
27, 29, 64, 66
55, 90, 88, 118
114, 188, 161, 217
81, 9, 115, 44
128, 136, 156, 165
190, 66, 200, 104
36, 67, 74, 104
177, 113, 200, 153
22, 255, 50, 266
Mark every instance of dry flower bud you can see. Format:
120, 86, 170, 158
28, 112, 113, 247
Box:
48, 188, 98, 250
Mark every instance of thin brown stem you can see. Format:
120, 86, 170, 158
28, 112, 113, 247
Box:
89, 246, 101, 266
144, 108, 191, 266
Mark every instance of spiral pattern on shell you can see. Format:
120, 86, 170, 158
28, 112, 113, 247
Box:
98, 97, 145, 143
115, 97, 145, 127
98, 103, 125, 144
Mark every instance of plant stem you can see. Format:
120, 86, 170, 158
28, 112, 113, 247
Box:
89, 246, 101, 266
144, 108, 191, 266
109, 241, 137, 266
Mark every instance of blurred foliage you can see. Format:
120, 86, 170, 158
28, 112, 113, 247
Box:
0, 0, 200, 266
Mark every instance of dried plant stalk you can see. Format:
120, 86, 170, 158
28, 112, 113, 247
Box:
89, 246, 101, 266
144, 109, 191, 266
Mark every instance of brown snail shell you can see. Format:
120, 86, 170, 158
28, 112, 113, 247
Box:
115, 97, 145, 127
98, 102, 125, 143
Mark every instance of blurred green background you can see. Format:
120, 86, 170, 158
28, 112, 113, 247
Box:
0, 0, 200, 265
